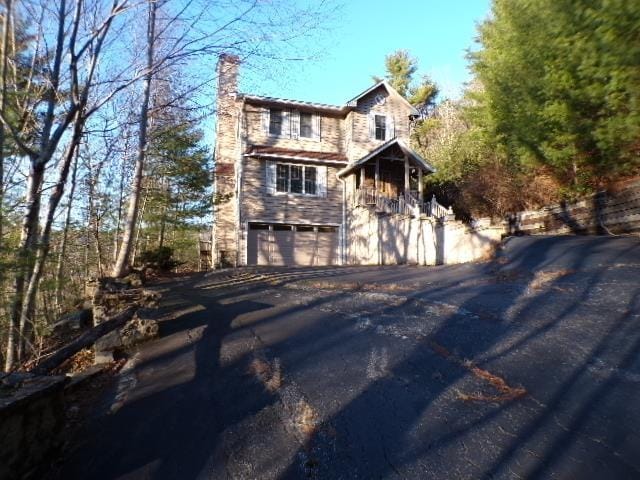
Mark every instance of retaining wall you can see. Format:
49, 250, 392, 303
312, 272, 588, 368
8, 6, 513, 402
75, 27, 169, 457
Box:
0, 374, 68, 480
509, 179, 640, 235
347, 207, 503, 265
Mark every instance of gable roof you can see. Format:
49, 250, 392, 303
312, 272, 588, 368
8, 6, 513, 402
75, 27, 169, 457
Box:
240, 80, 419, 117
337, 138, 435, 177
345, 80, 420, 116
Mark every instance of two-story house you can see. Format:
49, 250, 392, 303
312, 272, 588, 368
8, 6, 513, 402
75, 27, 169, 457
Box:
213, 54, 437, 267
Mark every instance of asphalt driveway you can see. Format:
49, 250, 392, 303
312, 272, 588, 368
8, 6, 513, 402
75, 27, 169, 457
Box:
52, 235, 640, 479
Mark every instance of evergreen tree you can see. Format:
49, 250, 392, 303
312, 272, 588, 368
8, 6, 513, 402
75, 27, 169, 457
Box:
374, 49, 439, 116
471, 0, 640, 191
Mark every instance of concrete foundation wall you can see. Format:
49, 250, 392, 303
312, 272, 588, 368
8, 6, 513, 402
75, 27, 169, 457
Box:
348, 206, 503, 266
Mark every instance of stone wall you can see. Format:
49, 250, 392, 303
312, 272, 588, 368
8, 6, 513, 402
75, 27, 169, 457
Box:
0, 374, 67, 480
509, 179, 640, 236
348, 207, 503, 266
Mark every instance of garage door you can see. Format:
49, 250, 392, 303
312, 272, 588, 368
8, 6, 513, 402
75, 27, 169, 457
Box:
247, 223, 338, 266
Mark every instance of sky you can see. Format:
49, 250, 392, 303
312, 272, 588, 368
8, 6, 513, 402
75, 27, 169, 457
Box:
241, 0, 492, 106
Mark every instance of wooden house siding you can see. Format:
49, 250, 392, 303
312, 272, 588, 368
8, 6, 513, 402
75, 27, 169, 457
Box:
243, 103, 345, 154
241, 157, 343, 225
347, 87, 412, 161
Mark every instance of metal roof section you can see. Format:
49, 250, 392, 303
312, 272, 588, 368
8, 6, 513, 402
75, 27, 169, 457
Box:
239, 94, 351, 114
240, 80, 419, 116
337, 138, 436, 177
244, 145, 349, 165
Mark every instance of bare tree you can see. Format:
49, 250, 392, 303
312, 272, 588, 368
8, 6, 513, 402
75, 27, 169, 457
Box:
112, 0, 156, 277
0, 0, 11, 256
5, 0, 129, 369
54, 147, 79, 315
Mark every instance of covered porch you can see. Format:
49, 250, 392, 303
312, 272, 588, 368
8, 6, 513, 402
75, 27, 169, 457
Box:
338, 139, 450, 218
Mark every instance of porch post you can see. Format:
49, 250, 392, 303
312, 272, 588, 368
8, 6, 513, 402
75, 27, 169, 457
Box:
360, 166, 365, 190
404, 156, 410, 195
375, 157, 379, 191
418, 168, 423, 201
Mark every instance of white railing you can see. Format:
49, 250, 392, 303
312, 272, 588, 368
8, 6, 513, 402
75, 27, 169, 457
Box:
354, 189, 453, 219
421, 194, 452, 218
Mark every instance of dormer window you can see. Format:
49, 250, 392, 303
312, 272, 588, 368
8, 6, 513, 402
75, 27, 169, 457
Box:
374, 115, 386, 140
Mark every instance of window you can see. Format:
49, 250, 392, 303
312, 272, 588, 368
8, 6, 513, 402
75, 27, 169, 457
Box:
290, 165, 303, 193
264, 108, 319, 140
269, 108, 283, 136
374, 114, 386, 140
305, 167, 317, 195
299, 112, 313, 138
273, 163, 318, 195
276, 164, 288, 192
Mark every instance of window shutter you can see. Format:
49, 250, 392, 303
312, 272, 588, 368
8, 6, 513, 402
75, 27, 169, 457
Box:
368, 114, 375, 139
282, 109, 291, 137
266, 160, 276, 194
262, 108, 270, 134
291, 110, 300, 139
317, 165, 327, 198
313, 113, 321, 140
387, 115, 395, 140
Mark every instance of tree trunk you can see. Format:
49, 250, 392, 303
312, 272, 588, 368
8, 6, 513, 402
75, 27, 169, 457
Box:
54, 148, 79, 315
87, 158, 105, 277
131, 191, 148, 267
19, 120, 84, 360
30, 306, 137, 375
112, 151, 128, 264
0, 0, 11, 257
112, 0, 156, 277
5, 159, 45, 370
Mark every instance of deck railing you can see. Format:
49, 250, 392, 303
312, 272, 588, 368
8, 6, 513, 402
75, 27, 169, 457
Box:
354, 189, 452, 219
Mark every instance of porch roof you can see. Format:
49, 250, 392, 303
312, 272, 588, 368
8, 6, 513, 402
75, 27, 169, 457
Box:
336, 138, 436, 178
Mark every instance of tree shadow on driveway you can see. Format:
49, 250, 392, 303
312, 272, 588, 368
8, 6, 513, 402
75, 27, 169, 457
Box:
273, 237, 640, 479
51, 288, 272, 480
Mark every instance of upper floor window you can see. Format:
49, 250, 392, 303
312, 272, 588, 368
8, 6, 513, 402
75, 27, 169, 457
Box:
374, 115, 386, 140
269, 108, 283, 136
369, 113, 395, 141
300, 112, 313, 138
263, 108, 320, 140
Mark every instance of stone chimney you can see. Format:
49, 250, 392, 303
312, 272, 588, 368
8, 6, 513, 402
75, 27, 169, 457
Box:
212, 54, 241, 267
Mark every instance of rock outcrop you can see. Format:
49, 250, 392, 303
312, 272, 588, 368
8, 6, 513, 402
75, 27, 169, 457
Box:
89, 276, 161, 364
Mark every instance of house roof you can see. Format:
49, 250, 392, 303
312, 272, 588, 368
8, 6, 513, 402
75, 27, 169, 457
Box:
337, 138, 436, 177
239, 94, 351, 114
345, 80, 420, 116
244, 145, 349, 165
240, 80, 419, 117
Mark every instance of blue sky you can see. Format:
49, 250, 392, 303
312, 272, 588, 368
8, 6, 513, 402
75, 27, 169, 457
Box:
242, 0, 491, 105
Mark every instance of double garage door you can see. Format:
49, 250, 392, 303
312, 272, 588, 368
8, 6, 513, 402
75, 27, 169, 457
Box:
247, 223, 339, 266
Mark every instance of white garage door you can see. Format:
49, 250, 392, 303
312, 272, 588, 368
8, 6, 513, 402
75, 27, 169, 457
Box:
247, 223, 338, 266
